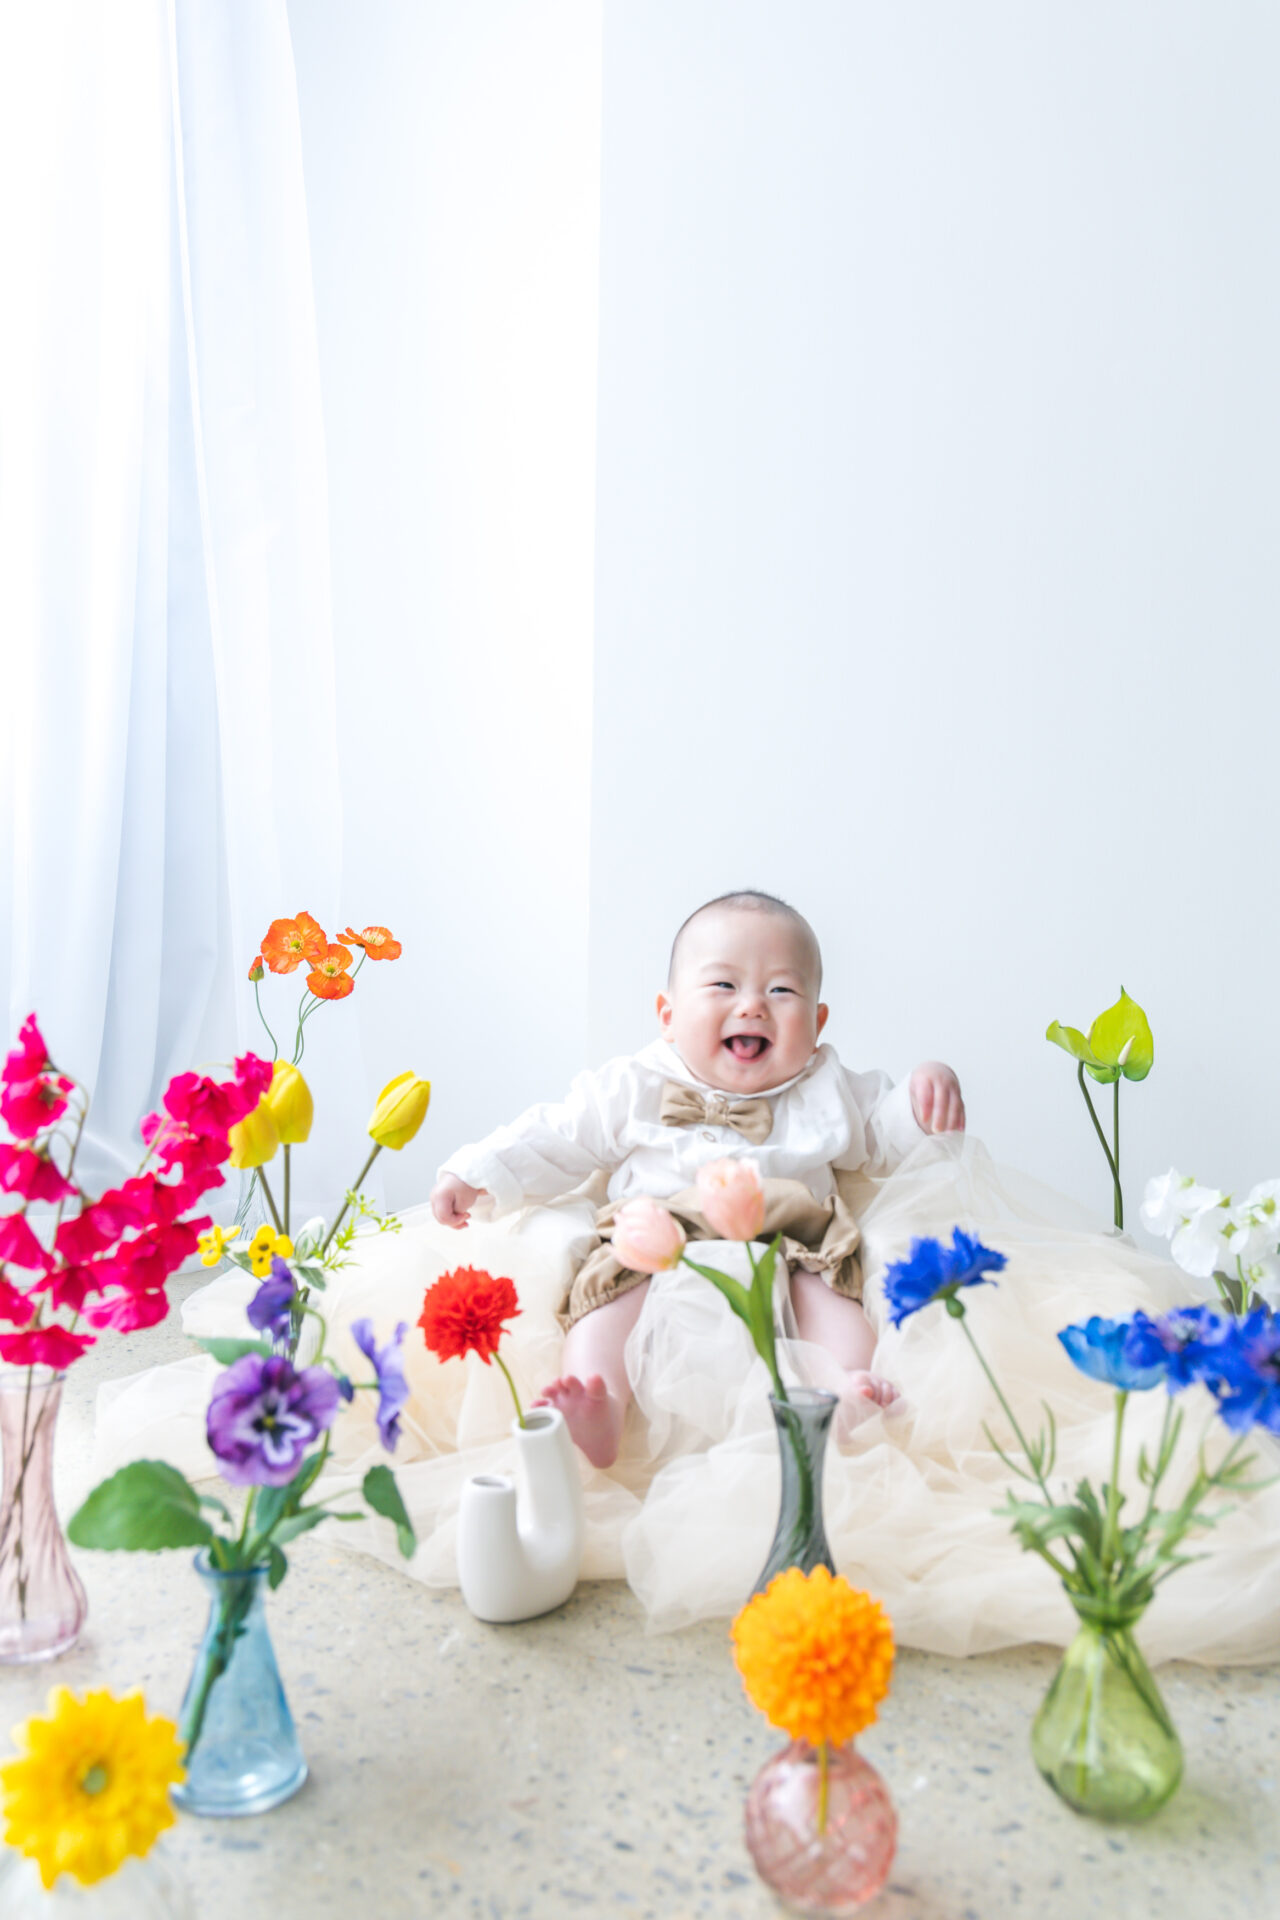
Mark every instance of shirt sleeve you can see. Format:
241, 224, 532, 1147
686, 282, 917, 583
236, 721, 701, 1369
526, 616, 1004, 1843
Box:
438, 1062, 625, 1219
838, 1067, 925, 1177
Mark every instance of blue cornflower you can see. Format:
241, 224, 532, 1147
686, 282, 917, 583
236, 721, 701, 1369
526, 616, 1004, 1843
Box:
350, 1317, 410, 1451
1122, 1305, 1237, 1394
1208, 1309, 1280, 1434
1058, 1315, 1167, 1391
247, 1257, 296, 1343
881, 1228, 1007, 1327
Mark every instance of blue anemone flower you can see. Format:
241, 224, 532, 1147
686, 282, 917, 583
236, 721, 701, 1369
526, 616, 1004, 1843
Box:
881, 1228, 1007, 1327
1209, 1309, 1280, 1433
1058, 1316, 1166, 1391
350, 1316, 410, 1451
247, 1257, 296, 1344
1122, 1305, 1237, 1394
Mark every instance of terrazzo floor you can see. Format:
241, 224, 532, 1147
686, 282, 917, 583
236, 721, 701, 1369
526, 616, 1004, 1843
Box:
6, 1279, 1277, 1919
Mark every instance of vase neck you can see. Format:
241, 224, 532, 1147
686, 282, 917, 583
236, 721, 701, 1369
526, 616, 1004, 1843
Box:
0, 1372, 63, 1504
1065, 1590, 1149, 1636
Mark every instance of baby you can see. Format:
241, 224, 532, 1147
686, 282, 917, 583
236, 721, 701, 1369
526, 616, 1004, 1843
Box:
430, 891, 965, 1468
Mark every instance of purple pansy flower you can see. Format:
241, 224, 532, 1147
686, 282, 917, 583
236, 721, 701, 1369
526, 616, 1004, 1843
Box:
247, 1257, 296, 1344
881, 1229, 1007, 1327
206, 1352, 341, 1486
350, 1316, 409, 1451
1058, 1315, 1167, 1392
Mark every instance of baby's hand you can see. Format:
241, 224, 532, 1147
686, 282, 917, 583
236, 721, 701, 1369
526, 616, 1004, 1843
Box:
909, 1061, 965, 1135
431, 1174, 486, 1229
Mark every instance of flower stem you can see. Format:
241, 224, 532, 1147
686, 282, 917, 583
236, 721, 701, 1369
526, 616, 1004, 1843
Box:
257, 1167, 284, 1235
253, 980, 279, 1061
958, 1317, 1053, 1503
1101, 1391, 1129, 1573
283, 1146, 291, 1240
320, 1145, 383, 1255
1112, 1078, 1123, 1231
1077, 1063, 1122, 1230
493, 1352, 526, 1428
817, 1739, 830, 1836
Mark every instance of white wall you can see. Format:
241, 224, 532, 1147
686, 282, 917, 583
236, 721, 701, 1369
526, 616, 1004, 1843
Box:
288, 1, 602, 1205
589, 2, 1280, 1232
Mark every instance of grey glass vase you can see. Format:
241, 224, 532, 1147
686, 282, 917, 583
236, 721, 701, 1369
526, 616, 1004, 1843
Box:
754, 1388, 838, 1594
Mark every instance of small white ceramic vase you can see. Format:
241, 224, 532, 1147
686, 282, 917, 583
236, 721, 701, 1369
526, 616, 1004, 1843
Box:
456, 1406, 585, 1623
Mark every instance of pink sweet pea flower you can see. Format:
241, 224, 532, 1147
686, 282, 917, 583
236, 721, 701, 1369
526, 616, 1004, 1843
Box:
611, 1198, 687, 1273
2, 1014, 50, 1085
54, 1206, 117, 1265
696, 1158, 767, 1242
84, 1288, 170, 1334
1, 1070, 74, 1141
0, 1145, 77, 1205
0, 1212, 50, 1272
0, 1276, 34, 1324
0, 1325, 95, 1368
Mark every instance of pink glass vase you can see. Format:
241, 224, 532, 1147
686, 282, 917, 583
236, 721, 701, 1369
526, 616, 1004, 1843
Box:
744, 1740, 897, 1915
0, 1368, 88, 1663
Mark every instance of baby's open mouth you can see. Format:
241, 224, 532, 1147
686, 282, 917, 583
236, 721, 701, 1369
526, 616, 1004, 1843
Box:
724, 1035, 770, 1061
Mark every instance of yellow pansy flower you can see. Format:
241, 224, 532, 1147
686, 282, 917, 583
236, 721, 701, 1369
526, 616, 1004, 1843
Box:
196, 1224, 239, 1269
1, 1687, 184, 1889
247, 1224, 294, 1278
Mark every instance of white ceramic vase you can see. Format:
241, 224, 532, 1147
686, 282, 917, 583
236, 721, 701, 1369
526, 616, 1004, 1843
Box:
456, 1407, 585, 1623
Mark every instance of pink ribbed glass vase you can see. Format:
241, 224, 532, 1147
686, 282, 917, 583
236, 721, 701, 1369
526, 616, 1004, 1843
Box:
0, 1369, 87, 1663
744, 1740, 897, 1915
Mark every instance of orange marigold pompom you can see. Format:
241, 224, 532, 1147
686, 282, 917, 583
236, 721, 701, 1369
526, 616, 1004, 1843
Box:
342, 925, 402, 962
732, 1567, 895, 1748
261, 912, 327, 975
306, 943, 355, 1000
418, 1267, 520, 1364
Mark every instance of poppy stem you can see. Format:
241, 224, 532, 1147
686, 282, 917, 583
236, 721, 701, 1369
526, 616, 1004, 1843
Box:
253, 980, 279, 1062
257, 1167, 284, 1235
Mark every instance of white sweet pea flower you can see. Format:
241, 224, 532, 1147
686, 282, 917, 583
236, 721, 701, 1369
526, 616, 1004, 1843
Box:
1140, 1169, 1223, 1240
1168, 1198, 1234, 1279
1243, 1178, 1280, 1219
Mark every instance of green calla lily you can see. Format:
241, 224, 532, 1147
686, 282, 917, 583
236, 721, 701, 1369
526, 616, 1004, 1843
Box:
1045, 989, 1154, 1230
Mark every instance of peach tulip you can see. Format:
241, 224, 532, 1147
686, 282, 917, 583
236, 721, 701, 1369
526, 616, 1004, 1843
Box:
612, 1197, 687, 1273
696, 1158, 766, 1242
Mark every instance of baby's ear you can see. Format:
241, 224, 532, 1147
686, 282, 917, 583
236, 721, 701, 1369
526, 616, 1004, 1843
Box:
815, 1003, 830, 1036
656, 990, 673, 1032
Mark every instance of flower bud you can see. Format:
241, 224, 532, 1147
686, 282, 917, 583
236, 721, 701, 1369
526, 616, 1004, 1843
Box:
368, 1072, 431, 1151
248, 955, 265, 982
696, 1157, 766, 1242
264, 1060, 313, 1145
227, 1100, 280, 1170
611, 1197, 687, 1273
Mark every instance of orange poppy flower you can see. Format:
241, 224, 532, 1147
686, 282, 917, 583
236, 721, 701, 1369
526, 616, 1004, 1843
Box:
306, 943, 355, 1000
261, 912, 327, 976
341, 925, 402, 962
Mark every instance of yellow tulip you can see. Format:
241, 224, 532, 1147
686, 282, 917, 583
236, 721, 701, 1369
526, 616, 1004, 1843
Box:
227, 1100, 280, 1171
264, 1060, 313, 1145
367, 1072, 431, 1151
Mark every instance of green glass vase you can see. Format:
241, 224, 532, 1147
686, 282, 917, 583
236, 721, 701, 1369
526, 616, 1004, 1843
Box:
1031, 1596, 1182, 1821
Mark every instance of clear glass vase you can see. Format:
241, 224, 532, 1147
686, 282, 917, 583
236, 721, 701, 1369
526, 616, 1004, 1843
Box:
754, 1388, 838, 1594
171, 1554, 307, 1817
0, 1849, 193, 1917
1031, 1597, 1183, 1821
744, 1740, 897, 1914
0, 1368, 88, 1663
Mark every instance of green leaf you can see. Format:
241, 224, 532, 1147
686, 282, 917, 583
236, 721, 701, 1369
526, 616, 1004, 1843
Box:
269, 1508, 332, 1548
68, 1461, 214, 1553
194, 1336, 273, 1365
249, 1483, 295, 1541
1045, 1021, 1094, 1063
746, 1239, 783, 1389
679, 1256, 753, 1327
266, 1544, 289, 1590
1087, 988, 1154, 1083
362, 1464, 416, 1559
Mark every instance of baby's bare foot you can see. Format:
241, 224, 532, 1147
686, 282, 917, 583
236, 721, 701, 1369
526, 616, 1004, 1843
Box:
534, 1374, 624, 1469
836, 1369, 901, 1441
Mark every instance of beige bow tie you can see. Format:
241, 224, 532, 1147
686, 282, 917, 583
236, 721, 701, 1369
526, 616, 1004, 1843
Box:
658, 1080, 774, 1146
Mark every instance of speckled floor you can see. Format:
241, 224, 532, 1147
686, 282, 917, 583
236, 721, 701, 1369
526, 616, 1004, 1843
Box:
7, 1280, 1277, 1919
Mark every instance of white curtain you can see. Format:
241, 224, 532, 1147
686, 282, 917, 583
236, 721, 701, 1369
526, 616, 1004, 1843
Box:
0, 0, 347, 1204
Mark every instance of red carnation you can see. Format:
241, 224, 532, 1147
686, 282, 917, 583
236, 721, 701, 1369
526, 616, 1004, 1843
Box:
418, 1266, 521, 1365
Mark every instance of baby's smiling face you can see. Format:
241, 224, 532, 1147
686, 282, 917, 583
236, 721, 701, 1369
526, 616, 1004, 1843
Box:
656, 906, 828, 1096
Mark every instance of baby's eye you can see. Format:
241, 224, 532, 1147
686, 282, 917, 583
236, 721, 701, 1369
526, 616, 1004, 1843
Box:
712, 981, 735, 991
769, 985, 796, 995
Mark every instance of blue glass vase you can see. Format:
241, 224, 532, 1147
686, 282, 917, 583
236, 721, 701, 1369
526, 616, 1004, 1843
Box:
171, 1554, 307, 1817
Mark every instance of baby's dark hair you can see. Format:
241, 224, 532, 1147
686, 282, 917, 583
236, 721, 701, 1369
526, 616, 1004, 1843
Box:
667, 891, 823, 989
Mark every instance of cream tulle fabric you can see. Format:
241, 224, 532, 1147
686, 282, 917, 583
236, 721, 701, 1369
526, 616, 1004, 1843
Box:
94, 1138, 1280, 1664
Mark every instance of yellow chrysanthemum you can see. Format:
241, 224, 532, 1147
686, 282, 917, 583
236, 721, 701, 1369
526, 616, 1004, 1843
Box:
731, 1567, 895, 1748
197, 1223, 239, 1268
247, 1223, 294, 1278
1, 1688, 185, 1888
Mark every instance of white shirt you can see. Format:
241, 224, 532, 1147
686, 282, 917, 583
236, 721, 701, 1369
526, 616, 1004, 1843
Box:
439, 1041, 925, 1218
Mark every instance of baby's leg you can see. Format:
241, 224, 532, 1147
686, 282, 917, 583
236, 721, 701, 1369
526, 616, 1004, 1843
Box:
790, 1268, 899, 1415
534, 1280, 650, 1470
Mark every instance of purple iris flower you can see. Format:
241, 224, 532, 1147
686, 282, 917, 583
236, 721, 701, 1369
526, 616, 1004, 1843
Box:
881, 1229, 1007, 1327
1209, 1310, 1280, 1433
206, 1353, 341, 1486
247, 1257, 296, 1344
1059, 1315, 1168, 1391
1122, 1306, 1237, 1394
350, 1317, 409, 1451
